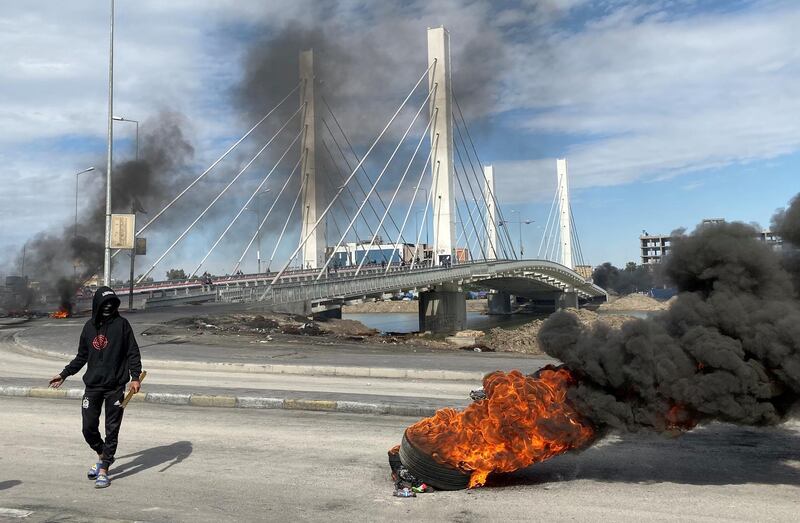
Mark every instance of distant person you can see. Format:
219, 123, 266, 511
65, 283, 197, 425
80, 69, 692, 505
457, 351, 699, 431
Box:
49, 287, 142, 489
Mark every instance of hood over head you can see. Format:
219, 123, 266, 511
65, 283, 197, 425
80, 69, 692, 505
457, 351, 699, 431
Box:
92, 286, 121, 326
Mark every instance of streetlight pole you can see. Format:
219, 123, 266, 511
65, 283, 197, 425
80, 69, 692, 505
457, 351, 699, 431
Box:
112, 116, 139, 309
246, 188, 271, 273
73, 167, 96, 278
112, 117, 138, 161
103, 0, 115, 286
508, 210, 533, 258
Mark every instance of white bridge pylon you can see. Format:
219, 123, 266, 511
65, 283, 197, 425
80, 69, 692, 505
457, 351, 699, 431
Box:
427, 26, 457, 266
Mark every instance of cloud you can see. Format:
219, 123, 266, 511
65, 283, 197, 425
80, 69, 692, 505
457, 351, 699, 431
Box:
494, 0, 800, 202
1, 0, 799, 274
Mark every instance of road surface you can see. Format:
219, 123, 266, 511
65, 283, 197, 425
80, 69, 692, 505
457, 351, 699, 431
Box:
1, 397, 798, 522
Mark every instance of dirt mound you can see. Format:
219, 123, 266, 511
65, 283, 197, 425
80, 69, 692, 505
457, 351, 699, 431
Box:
598, 293, 667, 312
485, 309, 636, 354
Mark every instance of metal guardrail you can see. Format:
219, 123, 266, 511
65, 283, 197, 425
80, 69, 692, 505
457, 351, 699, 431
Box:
216, 259, 606, 306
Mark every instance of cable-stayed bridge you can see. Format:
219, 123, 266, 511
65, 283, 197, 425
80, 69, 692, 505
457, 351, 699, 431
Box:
112, 26, 605, 332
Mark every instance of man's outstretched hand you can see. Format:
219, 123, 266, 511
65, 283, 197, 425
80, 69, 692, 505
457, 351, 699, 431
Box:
128, 380, 141, 394
49, 375, 64, 388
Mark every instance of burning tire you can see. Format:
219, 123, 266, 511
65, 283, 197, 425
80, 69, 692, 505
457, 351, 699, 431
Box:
399, 431, 470, 491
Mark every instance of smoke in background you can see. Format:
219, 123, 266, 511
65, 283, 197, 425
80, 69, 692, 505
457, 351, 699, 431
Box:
772, 194, 800, 296
231, 12, 506, 242
11, 111, 194, 308
539, 207, 800, 433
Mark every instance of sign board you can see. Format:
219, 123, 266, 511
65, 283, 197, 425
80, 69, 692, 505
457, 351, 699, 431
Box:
110, 214, 135, 249
134, 237, 147, 256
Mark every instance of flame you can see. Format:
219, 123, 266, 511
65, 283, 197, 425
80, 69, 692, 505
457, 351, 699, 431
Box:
405, 367, 595, 488
50, 308, 70, 319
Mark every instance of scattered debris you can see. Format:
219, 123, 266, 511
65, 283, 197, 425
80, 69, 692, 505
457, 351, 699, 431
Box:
388, 445, 435, 498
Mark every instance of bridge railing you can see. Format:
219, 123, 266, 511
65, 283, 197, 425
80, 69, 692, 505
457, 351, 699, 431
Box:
217, 259, 604, 305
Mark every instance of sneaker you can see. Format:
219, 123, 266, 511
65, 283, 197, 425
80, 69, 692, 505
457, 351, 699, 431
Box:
87, 462, 102, 480
95, 473, 110, 489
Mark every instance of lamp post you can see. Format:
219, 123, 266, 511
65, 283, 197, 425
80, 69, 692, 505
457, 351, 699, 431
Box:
112, 116, 139, 160
103, 0, 115, 286
113, 116, 140, 310
73, 167, 96, 278
246, 188, 271, 273
506, 210, 533, 258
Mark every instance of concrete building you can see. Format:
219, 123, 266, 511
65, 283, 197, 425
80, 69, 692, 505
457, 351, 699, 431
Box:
327, 243, 433, 267
640, 222, 783, 265
640, 233, 672, 265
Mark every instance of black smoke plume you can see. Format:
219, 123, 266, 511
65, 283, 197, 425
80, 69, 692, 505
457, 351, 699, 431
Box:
772, 194, 800, 296
539, 215, 800, 433
11, 111, 194, 310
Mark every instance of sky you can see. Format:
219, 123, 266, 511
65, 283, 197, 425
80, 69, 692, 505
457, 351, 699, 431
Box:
0, 0, 798, 280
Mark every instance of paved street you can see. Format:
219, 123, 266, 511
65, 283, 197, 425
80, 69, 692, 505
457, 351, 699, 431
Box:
1, 397, 799, 522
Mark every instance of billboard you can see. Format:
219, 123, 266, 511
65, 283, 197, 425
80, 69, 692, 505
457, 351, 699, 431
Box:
110, 214, 135, 249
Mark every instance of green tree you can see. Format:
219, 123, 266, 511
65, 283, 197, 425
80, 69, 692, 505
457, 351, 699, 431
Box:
166, 268, 186, 280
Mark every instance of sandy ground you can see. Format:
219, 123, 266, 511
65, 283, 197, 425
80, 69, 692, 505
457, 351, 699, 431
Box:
483, 309, 637, 354
599, 293, 669, 312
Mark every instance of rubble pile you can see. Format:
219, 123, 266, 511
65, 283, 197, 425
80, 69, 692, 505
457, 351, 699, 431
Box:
485, 309, 634, 354
598, 293, 668, 312
164, 313, 377, 339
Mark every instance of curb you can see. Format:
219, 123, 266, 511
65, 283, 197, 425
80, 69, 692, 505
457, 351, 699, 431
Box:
12, 333, 484, 382
0, 385, 439, 417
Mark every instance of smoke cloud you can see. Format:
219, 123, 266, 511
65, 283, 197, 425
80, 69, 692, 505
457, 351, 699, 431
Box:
539, 214, 800, 433
10, 111, 194, 308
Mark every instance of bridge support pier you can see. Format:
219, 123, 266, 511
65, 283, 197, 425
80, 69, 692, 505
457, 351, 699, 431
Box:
419, 283, 466, 334
313, 307, 342, 321
556, 289, 578, 310
487, 291, 513, 315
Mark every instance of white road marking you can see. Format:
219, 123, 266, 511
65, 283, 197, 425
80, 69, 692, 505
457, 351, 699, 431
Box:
0, 507, 33, 518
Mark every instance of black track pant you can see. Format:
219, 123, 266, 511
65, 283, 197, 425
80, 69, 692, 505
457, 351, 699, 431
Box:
81, 386, 125, 470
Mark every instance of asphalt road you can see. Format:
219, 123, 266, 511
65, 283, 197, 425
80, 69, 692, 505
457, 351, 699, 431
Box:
1, 397, 799, 522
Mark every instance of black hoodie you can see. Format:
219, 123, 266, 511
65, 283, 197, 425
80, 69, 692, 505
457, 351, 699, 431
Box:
60, 287, 142, 390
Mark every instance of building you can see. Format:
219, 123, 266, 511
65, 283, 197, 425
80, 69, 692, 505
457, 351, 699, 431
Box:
327, 242, 433, 267
574, 264, 593, 280
640, 221, 783, 265
640, 232, 672, 265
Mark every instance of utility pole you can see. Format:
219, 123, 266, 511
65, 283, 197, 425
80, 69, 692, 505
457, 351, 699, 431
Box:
102, 0, 115, 286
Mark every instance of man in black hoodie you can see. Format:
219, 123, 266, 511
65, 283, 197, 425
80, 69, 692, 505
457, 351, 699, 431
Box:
49, 286, 142, 489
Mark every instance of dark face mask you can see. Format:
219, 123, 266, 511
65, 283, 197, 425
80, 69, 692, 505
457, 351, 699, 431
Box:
101, 302, 117, 318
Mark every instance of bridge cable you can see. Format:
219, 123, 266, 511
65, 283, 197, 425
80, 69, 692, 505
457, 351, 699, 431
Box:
313, 80, 436, 281
320, 116, 405, 247
537, 187, 559, 258
569, 203, 587, 269
136, 102, 305, 283
354, 94, 437, 276
230, 148, 305, 275
192, 126, 304, 278
452, 122, 493, 260
452, 116, 511, 260
322, 137, 389, 261
321, 94, 409, 243
133, 82, 301, 240
453, 163, 487, 261
321, 139, 391, 265
452, 92, 517, 260
265, 150, 310, 273
265, 61, 436, 292
453, 201, 476, 262
409, 159, 440, 271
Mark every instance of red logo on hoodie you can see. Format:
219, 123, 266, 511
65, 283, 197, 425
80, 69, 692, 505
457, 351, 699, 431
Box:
91, 335, 108, 350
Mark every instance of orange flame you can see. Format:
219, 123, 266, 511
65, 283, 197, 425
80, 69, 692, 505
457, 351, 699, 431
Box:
405, 368, 595, 488
50, 309, 70, 319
